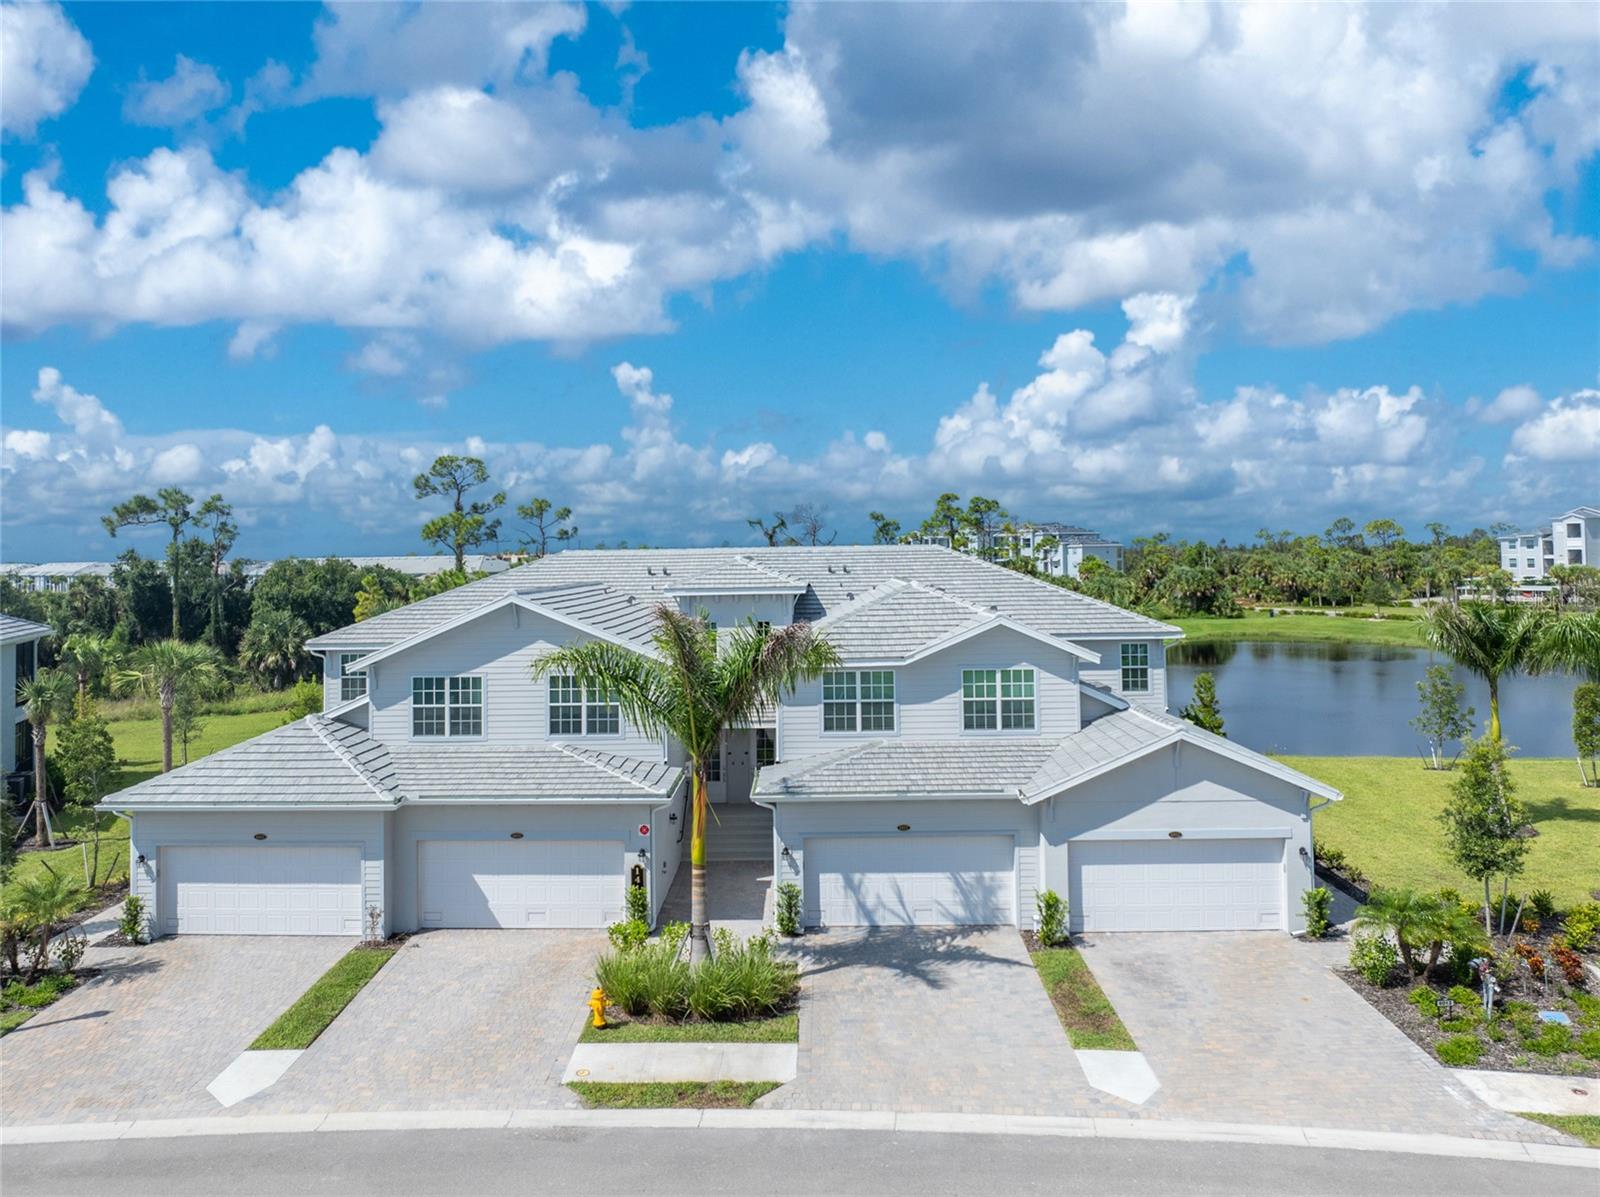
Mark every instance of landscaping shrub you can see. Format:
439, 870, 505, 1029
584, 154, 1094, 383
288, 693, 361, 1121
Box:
625, 885, 649, 925
1576, 1030, 1600, 1061
1350, 933, 1400, 986
118, 896, 147, 945
1513, 940, 1546, 980
607, 919, 649, 953
1562, 903, 1600, 952
594, 930, 798, 1023
2, 974, 76, 1008
1407, 986, 1441, 1018
1439, 1017, 1478, 1034
1301, 886, 1332, 939
1035, 889, 1068, 947
1446, 984, 1481, 1010
1525, 1024, 1573, 1057
775, 882, 802, 937
1529, 890, 1557, 921
1313, 838, 1366, 885
1550, 944, 1587, 987
54, 932, 86, 973
1436, 1035, 1482, 1066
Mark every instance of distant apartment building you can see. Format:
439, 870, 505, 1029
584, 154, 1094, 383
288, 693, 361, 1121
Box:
1497, 506, 1600, 580
913, 522, 1123, 579
0, 555, 511, 594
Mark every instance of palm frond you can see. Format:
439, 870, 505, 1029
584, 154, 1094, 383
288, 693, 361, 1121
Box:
529, 639, 676, 742
714, 619, 840, 728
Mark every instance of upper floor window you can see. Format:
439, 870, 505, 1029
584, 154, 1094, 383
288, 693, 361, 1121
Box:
962, 668, 1035, 731
413, 675, 482, 737
821, 670, 897, 733
1120, 644, 1150, 693
548, 676, 621, 736
15, 642, 36, 688
1567, 522, 1582, 538
756, 728, 777, 767
339, 653, 368, 702
706, 743, 722, 783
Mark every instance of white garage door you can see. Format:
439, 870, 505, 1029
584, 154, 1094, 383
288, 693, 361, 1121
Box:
159, 844, 362, 936
804, 834, 1014, 927
418, 839, 625, 928
1069, 838, 1284, 932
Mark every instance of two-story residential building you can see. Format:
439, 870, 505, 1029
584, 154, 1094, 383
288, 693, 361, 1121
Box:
103, 547, 1338, 940
2, 614, 52, 794
1497, 506, 1600, 580
994, 523, 1125, 579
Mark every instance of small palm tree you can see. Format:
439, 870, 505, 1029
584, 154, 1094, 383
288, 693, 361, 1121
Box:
1417, 901, 1487, 983
1530, 610, 1600, 680
11, 871, 84, 980
16, 669, 74, 847
115, 640, 223, 773
1355, 887, 1444, 976
60, 632, 120, 699
1422, 602, 1551, 742
532, 607, 838, 962
238, 609, 313, 690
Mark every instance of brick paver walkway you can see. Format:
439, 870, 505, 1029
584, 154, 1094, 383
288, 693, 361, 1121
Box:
761, 926, 1120, 1116
1, 936, 352, 1125
1079, 932, 1562, 1141
251, 929, 602, 1114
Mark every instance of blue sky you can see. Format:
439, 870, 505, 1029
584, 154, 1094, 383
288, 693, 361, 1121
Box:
2, 1, 1597, 562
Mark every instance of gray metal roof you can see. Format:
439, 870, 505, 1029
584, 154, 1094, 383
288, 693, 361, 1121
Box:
0, 613, 53, 645
814, 579, 996, 660
307, 545, 1179, 654
104, 715, 680, 809
754, 707, 1340, 802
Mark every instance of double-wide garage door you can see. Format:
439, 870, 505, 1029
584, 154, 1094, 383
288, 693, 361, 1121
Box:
418, 839, 625, 928
1069, 838, 1284, 932
159, 844, 362, 936
804, 834, 1015, 927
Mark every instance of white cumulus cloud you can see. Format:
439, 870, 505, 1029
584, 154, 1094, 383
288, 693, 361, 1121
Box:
1, 1, 93, 136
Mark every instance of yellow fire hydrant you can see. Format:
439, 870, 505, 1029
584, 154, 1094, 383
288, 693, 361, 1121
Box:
588, 986, 608, 1029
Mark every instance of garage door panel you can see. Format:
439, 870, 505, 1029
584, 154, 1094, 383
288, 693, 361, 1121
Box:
419, 839, 625, 929
160, 845, 362, 936
1070, 838, 1283, 932
804, 834, 1015, 927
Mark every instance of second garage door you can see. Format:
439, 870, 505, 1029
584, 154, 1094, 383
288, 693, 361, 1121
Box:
418, 839, 625, 928
1069, 837, 1284, 932
159, 844, 362, 936
804, 834, 1015, 927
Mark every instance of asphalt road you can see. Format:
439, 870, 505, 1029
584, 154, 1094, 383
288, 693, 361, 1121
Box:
3, 1128, 1591, 1197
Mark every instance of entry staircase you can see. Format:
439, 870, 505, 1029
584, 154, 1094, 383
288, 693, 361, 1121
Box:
704, 803, 774, 861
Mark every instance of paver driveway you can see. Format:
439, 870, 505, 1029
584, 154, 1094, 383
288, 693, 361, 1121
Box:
250, 929, 602, 1113
0, 936, 353, 1125
763, 926, 1120, 1116
1078, 932, 1559, 1140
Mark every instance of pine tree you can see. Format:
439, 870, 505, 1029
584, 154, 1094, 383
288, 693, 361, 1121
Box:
1180, 672, 1226, 736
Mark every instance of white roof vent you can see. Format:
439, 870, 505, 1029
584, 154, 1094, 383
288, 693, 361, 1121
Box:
646, 566, 655, 575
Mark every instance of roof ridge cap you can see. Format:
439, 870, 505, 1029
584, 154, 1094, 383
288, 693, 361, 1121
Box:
307, 715, 397, 802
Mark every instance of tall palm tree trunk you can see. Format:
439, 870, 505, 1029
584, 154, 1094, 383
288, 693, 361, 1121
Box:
160, 684, 175, 774
31, 727, 51, 847
1486, 677, 1501, 742
688, 768, 711, 963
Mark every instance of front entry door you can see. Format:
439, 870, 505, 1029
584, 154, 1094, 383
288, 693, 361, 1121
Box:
721, 731, 754, 804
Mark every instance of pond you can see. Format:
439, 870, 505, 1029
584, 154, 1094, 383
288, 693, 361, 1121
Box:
1166, 640, 1582, 758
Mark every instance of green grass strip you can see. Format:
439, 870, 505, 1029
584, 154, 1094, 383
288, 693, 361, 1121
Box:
0, 1009, 37, 1037
1514, 1113, 1600, 1148
579, 1011, 797, 1044
1032, 948, 1137, 1051
568, 1081, 780, 1109
249, 947, 396, 1050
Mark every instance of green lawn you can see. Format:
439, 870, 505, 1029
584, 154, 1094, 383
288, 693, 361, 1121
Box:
580, 1011, 798, 1044
1295, 756, 1600, 908
1515, 1113, 1600, 1147
1031, 947, 1136, 1051
1176, 611, 1428, 648
567, 1081, 780, 1109
250, 947, 396, 1050
4, 707, 292, 910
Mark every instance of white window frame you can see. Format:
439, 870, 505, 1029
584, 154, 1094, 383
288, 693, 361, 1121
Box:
411, 674, 483, 739
547, 675, 623, 739
820, 669, 897, 735
1120, 643, 1150, 694
339, 652, 368, 702
960, 667, 1036, 732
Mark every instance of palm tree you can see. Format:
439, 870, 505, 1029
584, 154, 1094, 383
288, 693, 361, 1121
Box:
531, 607, 838, 962
1422, 602, 1551, 741
115, 640, 223, 773
1417, 901, 1487, 983
11, 871, 84, 981
238, 609, 313, 690
1530, 609, 1600, 680
60, 632, 119, 699
16, 669, 74, 847
1355, 887, 1444, 976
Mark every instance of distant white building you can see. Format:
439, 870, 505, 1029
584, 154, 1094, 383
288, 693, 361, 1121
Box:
0, 555, 511, 593
911, 522, 1122, 579
1497, 506, 1600, 580
1, 613, 51, 786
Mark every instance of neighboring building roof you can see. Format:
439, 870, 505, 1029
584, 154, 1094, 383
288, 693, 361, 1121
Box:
0, 562, 115, 580
307, 545, 1180, 653
1559, 506, 1600, 520
0, 613, 53, 645
0, 555, 510, 583
754, 707, 1341, 803
102, 714, 681, 810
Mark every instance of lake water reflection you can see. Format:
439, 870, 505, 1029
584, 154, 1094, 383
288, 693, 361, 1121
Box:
1166, 640, 1582, 758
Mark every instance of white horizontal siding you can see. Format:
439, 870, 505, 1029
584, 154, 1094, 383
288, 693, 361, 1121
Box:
780, 626, 1082, 760
1075, 638, 1167, 711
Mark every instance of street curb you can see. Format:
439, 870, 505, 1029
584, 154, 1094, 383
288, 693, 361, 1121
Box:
1, 1108, 1594, 1168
